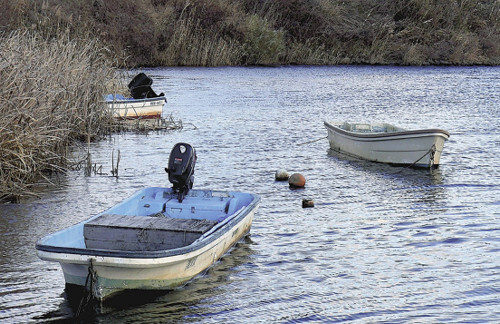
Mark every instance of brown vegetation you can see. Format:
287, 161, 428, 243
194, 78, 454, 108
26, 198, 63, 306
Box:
1, 0, 497, 66
0, 30, 119, 201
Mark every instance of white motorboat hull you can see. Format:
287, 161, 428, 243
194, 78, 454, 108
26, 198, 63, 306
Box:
324, 121, 450, 168
38, 210, 254, 299
106, 96, 166, 119
36, 188, 260, 300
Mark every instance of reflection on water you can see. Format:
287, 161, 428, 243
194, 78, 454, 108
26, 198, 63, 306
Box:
1, 66, 499, 323
326, 148, 447, 215
34, 237, 255, 322
327, 148, 444, 184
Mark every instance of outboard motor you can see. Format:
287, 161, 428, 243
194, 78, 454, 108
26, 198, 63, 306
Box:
128, 73, 163, 99
165, 143, 196, 202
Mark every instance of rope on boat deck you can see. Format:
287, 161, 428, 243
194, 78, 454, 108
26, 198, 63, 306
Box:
76, 258, 97, 317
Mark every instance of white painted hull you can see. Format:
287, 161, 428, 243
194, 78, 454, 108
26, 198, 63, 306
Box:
106, 96, 166, 119
37, 209, 255, 299
324, 121, 449, 168
36, 188, 260, 300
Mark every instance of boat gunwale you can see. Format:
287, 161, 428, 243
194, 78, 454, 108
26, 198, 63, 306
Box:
35, 190, 260, 260
105, 96, 167, 105
324, 121, 450, 139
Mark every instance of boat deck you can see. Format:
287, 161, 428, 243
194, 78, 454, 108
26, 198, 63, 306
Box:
84, 214, 217, 251
36, 189, 258, 254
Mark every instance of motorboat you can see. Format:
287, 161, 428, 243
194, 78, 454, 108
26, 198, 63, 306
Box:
36, 143, 260, 300
105, 94, 166, 119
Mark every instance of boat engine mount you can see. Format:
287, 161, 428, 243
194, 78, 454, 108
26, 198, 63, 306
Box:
165, 143, 196, 202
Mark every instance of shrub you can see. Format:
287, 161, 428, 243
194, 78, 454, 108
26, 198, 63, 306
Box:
1, 0, 498, 66
243, 15, 285, 65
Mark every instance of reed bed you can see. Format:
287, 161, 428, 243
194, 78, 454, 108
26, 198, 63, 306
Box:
108, 114, 184, 133
2, 0, 497, 67
0, 30, 119, 201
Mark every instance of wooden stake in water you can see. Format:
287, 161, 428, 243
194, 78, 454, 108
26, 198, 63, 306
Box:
111, 149, 121, 177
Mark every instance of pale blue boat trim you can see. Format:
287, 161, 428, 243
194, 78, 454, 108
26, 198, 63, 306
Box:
104, 94, 167, 104
35, 188, 260, 259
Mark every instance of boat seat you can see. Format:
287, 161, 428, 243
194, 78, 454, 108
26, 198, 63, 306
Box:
133, 193, 167, 216
226, 197, 240, 216
136, 191, 242, 222
163, 197, 232, 222
84, 214, 217, 251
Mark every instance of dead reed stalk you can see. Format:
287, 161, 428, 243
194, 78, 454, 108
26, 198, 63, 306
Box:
0, 29, 119, 201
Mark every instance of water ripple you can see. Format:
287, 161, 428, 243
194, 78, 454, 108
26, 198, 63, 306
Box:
1, 66, 500, 323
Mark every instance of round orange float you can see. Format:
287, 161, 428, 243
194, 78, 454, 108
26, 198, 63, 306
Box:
288, 173, 306, 188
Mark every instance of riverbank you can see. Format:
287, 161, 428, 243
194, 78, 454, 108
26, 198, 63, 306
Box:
1, 0, 498, 67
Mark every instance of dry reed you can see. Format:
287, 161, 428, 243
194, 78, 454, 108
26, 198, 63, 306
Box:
159, 15, 243, 66
1, 0, 498, 67
0, 29, 119, 201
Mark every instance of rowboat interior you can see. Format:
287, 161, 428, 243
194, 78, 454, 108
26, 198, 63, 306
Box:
334, 122, 407, 133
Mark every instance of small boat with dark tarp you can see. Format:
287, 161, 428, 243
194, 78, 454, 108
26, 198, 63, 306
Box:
105, 73, 166, 119
36, 143, 260, 300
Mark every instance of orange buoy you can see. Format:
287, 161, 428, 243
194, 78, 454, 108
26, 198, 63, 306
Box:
288, 173, 306, 188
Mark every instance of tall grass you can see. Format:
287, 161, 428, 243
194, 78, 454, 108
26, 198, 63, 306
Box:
159, 15, 243, 66
0, 30, 118, 201
0, 0, 498, 67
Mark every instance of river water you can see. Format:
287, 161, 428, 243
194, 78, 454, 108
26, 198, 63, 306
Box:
1, 66, 499, 323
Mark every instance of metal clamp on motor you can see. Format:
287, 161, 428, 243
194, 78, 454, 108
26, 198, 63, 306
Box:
165, 143, 196, 202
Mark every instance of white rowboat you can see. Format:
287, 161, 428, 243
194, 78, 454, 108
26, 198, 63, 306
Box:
324, 121, 450, 168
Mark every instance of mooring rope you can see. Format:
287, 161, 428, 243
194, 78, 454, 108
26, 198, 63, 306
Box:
428, 145, 436, 169
76, 259, 97, 317
405, 144, 437, 169
297, 136, 328, 146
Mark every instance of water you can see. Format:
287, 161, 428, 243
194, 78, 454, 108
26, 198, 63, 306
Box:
1, 66, 499, 323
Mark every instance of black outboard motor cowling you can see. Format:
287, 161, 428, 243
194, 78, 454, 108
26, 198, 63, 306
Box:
165, 143, 196, 202
128, 73, 163, 99
128, 72, 153, 89
130, 85, 159, 99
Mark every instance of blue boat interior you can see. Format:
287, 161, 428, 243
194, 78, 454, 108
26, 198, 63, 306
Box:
105, 94, 131, 101
114, 187, 252, 222
37, 188, 256, 250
